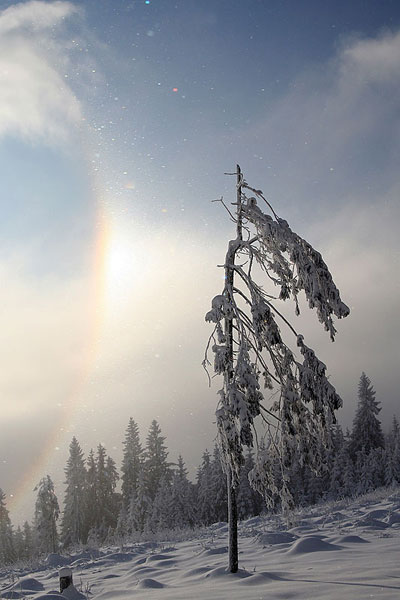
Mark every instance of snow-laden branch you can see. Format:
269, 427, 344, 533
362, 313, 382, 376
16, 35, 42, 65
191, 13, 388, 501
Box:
205, 169, 349, 513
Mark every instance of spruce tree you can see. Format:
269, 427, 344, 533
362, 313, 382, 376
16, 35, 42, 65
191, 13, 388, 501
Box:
211, 445, 228, 522
22, 521, 34, 561
0, 489, 15, 565
13, 526, 24, 562
385, 416, 400, 485
34, 476, 59, 555
196, 450, 215, 525
95, 445, 119, 537
121, 418, 143, 508
61, 437, 88, 548
129, 469, 150, 533
168, 456, 195, 529
144, 420, 171, 501
349, 373, 384, 459
86, 448, 98, 537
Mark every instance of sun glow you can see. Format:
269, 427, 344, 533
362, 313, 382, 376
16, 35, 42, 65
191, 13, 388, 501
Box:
103, 221, 145, 311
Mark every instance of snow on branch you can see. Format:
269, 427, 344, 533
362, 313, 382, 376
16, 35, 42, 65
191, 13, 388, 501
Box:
204, 168, 350, 511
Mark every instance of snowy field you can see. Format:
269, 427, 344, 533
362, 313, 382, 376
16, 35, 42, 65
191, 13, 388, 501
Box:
2, 489, 400, 600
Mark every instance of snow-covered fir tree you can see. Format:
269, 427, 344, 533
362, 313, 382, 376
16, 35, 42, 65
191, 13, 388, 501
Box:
85, 448, 98, 537
121, 418, 143, 508
196, 450, 216, 525
13, 526, 24, 562
0, 489, 15, 565
167, 456, 196, 529
34, 475, 59, 555
144, 420, 171, 501
60, 437, 88, 548
22, 521, 34, 561
210, 445, 228, 522
95, 445, 120, 537
128, 469, 150, 533
349, 373, 384, 460
385, 416, 400, 485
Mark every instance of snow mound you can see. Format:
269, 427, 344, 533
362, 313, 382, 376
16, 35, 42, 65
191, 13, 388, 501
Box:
103, 552, 134, 562
362, 508, 389, 519
12, 578, 44, 592
136, 578, 165, 589
200, 546, 227, 556
255, 531, 297, 546
333, 535, 369, 544
287, 536, 342, 554
61, 585, 86, 600
204, 567, 252, 579
181, 566, 212, 578
209, 522, 228, 533
314, 511, 347, 524
237, 571, 285, 585
385, 513, 400, 526
44, 554, 70, 567
146, 553, 173, 562
2, 592, 25, 599
355, 515, 389, 529
35, 595, 64, 600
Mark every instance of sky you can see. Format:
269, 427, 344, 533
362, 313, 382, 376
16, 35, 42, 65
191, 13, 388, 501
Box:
0, 0, 400, 525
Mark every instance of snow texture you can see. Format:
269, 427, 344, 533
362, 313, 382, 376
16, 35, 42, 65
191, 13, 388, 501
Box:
2, 488, 400, 599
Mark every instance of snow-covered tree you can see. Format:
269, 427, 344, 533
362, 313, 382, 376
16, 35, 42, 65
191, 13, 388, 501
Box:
196, 450, 216, 525
349, 373, 384, 460
22, 521, 34, 561
121, 418, 143, 508
204, 166, 349, 571
95, 445, 120, 536
167, 456, 196, 529
34, 475, 59, 555
61, 437, 87, 548
0, 490, 15, 565
385, 416, 400, 485
144, 420, 171, 501
85, 448, 98, 535
128, 470, 150, 533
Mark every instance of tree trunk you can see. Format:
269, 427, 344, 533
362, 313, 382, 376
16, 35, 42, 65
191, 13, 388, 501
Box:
225, 165, 242, 574
227, 471, 238, 573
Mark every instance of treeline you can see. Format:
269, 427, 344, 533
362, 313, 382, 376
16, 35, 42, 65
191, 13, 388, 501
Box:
0, 419, 263, 565
273, 372, 400, 508
1, 372, 399, 566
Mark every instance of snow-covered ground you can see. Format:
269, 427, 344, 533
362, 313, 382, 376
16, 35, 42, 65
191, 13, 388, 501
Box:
3, 488, 400, 600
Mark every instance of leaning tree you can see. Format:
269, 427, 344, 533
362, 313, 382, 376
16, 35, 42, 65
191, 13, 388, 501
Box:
204, 165, 349, 573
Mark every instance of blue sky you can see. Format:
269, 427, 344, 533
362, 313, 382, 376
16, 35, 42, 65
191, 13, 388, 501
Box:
0, 0, 400, 523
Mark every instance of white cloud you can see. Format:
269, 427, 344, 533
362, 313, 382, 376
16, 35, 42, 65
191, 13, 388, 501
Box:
0, 1, 82, 144
0, 0, 77, 35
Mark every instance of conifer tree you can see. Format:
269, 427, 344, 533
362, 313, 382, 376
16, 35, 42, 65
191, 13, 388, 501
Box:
196, 450, 215, 525
210, 445, 228, 522
385, 416, 400, 485
121, 418, 143, 508
147, 477, 173, 533
0, 489, 15, 565
144, 420, 171, 501
205, 166, 349, 571
129, 470, 150, 533
95, 445, 119, 536
61, 437, 88, 548
349, 373, 384, 460
34, 476, 59, 554
167, 456, 195, 529
85, 448, 98, 536
22, 521, 34, 561
13, 526, 24, 562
